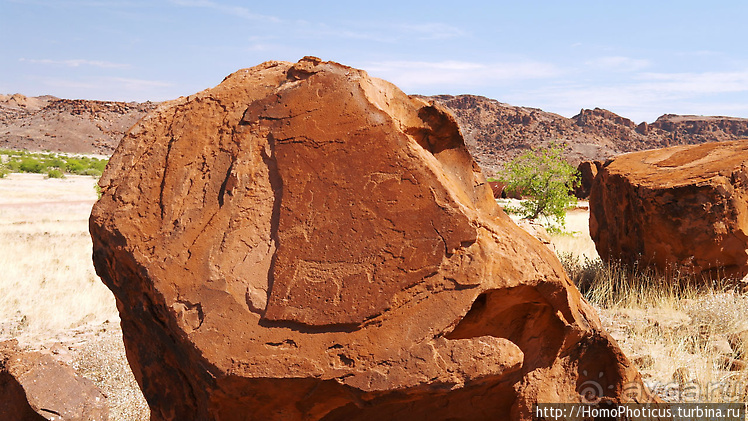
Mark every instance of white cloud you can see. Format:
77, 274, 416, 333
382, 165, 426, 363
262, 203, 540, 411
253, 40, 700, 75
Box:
673, 50, 724, 58
28, 75, 177, 101
395, 23, 465, 40
293, 19, 466, 44
505, 69, 748, 123
365, 60, 562, 89
637, 71, 748, 94
108, 77, 175, 90
19, 58, 130, 69
585, 56, 650, 72
168, 0, 279, 22
7, 0, 140, 6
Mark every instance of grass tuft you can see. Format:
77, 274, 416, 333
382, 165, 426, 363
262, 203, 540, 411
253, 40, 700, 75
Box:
552, 218, 748, 403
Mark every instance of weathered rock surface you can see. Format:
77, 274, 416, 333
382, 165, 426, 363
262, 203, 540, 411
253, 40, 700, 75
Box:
425, 95, 748, 176
515, 219, 555, 254
91, 57, 651, 420
0, 340, 108, 420
574, 160, 602, 199
6, 89, 748, 176
0, 94, 156, 154
590, 140, 748, 277
487, 180, 505, 198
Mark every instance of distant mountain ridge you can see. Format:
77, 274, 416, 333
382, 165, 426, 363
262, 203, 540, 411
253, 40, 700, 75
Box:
424, 94, 748, 176
3, 93, 748, 175
0, 93, 157, 155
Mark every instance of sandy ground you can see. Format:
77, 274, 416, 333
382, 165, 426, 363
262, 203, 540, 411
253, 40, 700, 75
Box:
4, 177, 744, 415
0, 173, 149, 420
550, 205, 600, 260
499, 199, 599, 260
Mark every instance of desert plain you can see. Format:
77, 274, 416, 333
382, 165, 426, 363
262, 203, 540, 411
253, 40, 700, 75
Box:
3, 171, 748, 420
0, 173, 149, 420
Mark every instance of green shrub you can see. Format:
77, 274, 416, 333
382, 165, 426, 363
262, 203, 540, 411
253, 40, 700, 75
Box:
0, 149, 109, 177
19, 158, 46, 173
46, 168, 65, 179
498, 142, 578, 226
48, 157, 66, 168
6, 160, 21, 172
65, 159, 86, 173
89, 158, 107, 172
80, 168, 103, 177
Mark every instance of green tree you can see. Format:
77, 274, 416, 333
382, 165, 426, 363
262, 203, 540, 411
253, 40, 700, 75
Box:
499, 142, 578, 225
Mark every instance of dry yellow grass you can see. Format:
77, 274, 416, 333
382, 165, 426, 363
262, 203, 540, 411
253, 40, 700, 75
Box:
4, 179, 745, 414
549, 205, 599, 261
0, 174, 119, 342
0, 173, 148, 420
551, 206, 748, 403
0, 173, 118, 341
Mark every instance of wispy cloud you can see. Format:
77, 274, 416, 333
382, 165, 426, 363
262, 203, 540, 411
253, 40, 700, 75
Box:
7, 0, 142, 7
19, 58, 130, 69
294, 19, 465, 44
507, 69, 748, 123
636, 71, 748, 95
365, 60, 562, 89
394, 23, 465, 40
673, 50, 724, 58
36, 76, 173, 90
585, 56, 650, 72
108, 77, 175, 90
168, 0, 279, 22
28, 75, 177, 101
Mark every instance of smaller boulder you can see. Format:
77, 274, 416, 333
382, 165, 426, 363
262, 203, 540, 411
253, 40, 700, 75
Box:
0, 340, 108, 421
503, 185, 524, 199
574, 160, 602, 199
590, 140, 748, 277
636, 121, 649, 135
487, 180, 505, 198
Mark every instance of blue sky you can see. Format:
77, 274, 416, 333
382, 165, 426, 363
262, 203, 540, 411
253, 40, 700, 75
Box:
2, 0, 748, 123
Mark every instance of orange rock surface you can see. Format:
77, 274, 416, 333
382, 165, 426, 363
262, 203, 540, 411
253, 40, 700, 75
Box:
0, 340, 108, 420
574, 160, 602, 199
91, 57, 650, 420
590, 140, 748, 277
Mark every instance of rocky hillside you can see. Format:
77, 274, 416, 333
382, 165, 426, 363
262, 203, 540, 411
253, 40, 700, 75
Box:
4, 92, 748, 175
0, 94, 157, 155
426, 94, 748, 176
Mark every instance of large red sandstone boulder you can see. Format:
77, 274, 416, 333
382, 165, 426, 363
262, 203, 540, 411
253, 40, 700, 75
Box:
590, 140, 748, 277
0, 340, 108, 421
91, 57, 651, 420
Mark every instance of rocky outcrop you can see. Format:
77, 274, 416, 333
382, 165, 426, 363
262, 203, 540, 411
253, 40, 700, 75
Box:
0, 340, 108, 420
4, 89, 748, 171
0, 95, 156, 154
91, 57, 652, 420
514, 219, 555, 253
426, 94, 748, 176
590, 140, 748, 277
574, 160, 602, 199
487, 180, 505, 198
651, 114, 748, 142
